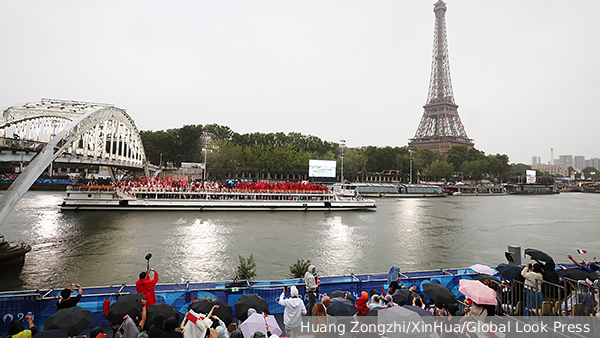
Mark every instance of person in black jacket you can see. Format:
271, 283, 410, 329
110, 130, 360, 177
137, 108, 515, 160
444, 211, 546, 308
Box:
158, 317, 182, 338
148, 314, 166, 338
57, 283, 82, 310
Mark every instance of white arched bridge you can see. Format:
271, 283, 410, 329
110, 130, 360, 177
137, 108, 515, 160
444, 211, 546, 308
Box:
0, 98, 149, 225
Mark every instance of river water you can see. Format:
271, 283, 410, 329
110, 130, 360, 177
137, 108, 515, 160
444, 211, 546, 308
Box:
0, 191, 598, 291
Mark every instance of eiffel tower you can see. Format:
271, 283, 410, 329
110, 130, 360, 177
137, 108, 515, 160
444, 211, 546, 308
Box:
409, 0, 474, 154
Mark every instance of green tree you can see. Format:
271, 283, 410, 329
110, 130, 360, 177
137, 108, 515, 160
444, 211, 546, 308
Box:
140, 129, 177, 165
486, 154, 510, 183
446, 145, 470, 172
234, 253, 257, 280
461, 160, 487, 182
428, 160, 454, 181
203, 124, 233, 140
509, 163, 532, 183
289, 259, 311, 279
342, 148, 367, 182
582, 167, 600, 180
413, 147, 441, 181
208, 140, 241, 180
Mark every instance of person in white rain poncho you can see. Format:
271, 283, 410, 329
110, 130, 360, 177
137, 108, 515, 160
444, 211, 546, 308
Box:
278, 286, 306, 338
180, 305, 219, 338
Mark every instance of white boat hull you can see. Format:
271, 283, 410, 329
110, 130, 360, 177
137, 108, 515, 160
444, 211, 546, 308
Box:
61, 190, 376, 211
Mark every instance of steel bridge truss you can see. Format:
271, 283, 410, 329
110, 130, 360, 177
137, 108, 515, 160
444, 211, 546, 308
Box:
0, 98, 148, 226
1, 98, 146, 167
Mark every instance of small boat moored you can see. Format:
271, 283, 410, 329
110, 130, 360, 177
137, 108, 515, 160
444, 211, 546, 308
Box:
444, 184, 507, 196
504, 183, 560, 195
332, 182, 446, 198
0, 235, 31, 268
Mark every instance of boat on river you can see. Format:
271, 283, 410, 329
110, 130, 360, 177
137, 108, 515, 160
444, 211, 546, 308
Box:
0, 235, 31, 268
332, 182, 446, 198
60, 185, 377, 211
444, 184, 507, 196
505, 183, 560, 195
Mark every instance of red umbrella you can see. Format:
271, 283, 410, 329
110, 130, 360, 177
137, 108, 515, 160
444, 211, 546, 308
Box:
458, 279, 497, 305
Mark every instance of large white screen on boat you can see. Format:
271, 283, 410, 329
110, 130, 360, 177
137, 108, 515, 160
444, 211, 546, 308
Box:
309, 160, 336, 178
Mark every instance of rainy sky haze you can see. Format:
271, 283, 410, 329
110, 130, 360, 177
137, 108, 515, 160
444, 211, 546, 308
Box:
0, 0, 598, 165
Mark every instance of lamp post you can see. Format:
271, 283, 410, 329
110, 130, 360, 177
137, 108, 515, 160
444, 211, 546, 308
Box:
203, 134, 212, 181
203, 145, 208, 181
339, 139, 346, 183
159, 153, 162, 178
409, 145, 413, 184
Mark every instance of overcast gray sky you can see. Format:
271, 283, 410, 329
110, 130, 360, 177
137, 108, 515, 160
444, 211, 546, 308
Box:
1, 1, 598, 164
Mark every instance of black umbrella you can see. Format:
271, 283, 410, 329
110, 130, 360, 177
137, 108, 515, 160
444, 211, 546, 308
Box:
234, 294, 269, 322
472, 275, 500, 283
106, 293, 145, 325
327, 290, 355, 304
188, 296, 233, 326
366, 307, 385, 316
402, 305, 433, 317
496, 263, 525, 282
422, 282, 456, 305
560, 268, 598, 281
524, 248, 555, 265
33, 328, 69, 338
44, 306, 92, 336
392, 289, 416, 306
326, 298, 357, 316
146, 303, 180, 329
402, 305, 435, 326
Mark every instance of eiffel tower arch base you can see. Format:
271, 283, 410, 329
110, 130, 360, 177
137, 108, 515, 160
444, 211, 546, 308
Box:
409, 137, 473, 155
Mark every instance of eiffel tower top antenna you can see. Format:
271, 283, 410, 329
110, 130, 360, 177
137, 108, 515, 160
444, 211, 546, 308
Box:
409, 0, 474, 155
427, 0, 454, 105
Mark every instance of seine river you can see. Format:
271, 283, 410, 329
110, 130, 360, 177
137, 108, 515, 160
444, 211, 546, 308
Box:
0, 191, 598, 291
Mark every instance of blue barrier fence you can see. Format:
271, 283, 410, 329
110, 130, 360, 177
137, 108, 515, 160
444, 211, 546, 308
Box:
0, 264, 582, 334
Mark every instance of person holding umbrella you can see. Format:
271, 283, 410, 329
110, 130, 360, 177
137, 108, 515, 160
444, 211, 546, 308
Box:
137, 268, 159, 306
521, 263, 543, 316
252, 323, 279, 338
180, 305, 219, 338
8, 314, 37, 338
278, 286, 306, 338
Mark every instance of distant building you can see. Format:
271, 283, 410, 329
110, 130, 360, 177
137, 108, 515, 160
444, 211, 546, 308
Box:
531, 156, 542, 165
573, 156, 585, 171
590, 158, 600, 171
559, 155, 573, 167
531, 164, 568, 177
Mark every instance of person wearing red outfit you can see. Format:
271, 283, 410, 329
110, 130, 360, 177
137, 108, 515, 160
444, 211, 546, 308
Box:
136, 268, 159, 305
356, 291, 369, 316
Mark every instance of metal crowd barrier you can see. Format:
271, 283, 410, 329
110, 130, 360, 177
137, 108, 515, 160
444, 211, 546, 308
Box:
485, 276, 598, 317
